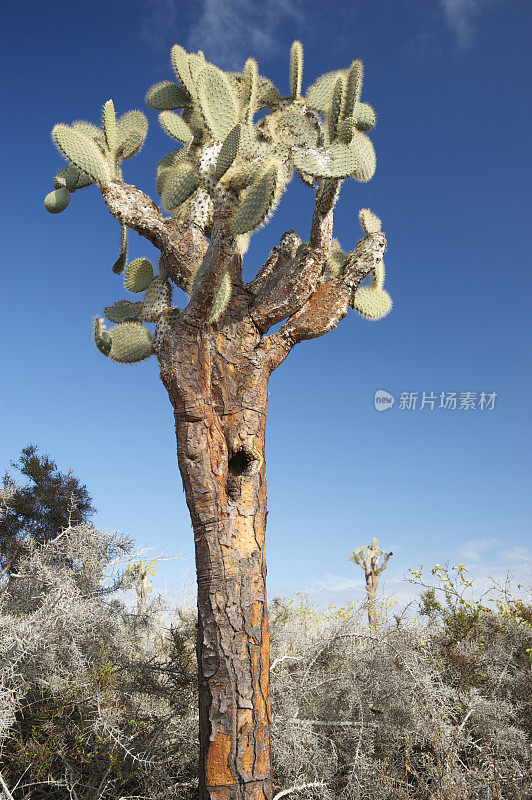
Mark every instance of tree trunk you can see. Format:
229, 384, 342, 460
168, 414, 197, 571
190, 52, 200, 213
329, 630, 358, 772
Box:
159, 285, 272, 800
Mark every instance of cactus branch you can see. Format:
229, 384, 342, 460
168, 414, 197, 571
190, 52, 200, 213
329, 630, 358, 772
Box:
259, 232, 387, 371
245, 177, 341, 333
102, 181, 208, 292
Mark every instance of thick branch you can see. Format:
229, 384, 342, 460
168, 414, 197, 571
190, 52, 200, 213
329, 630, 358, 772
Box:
248, 179, 341, 334
259, 232, 387, 371
180, 201, 238, 327
102, 181, 208, 292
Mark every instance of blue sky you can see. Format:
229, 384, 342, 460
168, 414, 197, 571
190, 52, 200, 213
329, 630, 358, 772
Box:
1, 0, 531, 619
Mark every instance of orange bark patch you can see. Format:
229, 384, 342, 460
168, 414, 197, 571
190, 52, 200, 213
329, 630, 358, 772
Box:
206, 731, 234, 787
233, 513, 258, 557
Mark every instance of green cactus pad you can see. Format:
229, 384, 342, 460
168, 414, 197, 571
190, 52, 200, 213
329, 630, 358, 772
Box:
289, 40, 303, 99
125, 258, 154, 292
338, 117, 356, 145
141, 276, 172, 322
359, 208, 382, 234
354, 102, 376, 132
196, 64, 239, 141
72, 120, 104, 140
328, 76, 344, 142
103, 320, 155, 363
352, 286, 392, 320
231, 161, 282, 235
349, 130, 376, 182
171, 44, 195, 96
161, 160, 200, 211
159, 110, 193, 143
113, 223, 128, 274
343, 60, 364, 119
44, 186, 70, 214
116, 110, 148, 160
213, 124, 241, 180
239, 58, 258, 124
94, 317, 112, 356
146, 81, 191, 110
188, 51, 208, 84
104, 299, 143, 323
52, 124, 111, 187
293, 142, 359, 178
103, 99, 118, 151
54, 164, 80, 191
208, 271, 232, 323
305, 69, 345, 113
272, 110, 320, 148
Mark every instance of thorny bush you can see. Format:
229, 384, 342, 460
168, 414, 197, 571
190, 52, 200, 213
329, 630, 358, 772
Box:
0, 498, 530, 799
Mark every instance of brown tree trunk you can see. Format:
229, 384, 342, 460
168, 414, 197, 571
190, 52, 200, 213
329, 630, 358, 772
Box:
159, 285, 272, 800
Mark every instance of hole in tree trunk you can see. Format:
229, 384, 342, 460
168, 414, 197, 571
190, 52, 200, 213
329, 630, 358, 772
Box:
228, 448, 254, 477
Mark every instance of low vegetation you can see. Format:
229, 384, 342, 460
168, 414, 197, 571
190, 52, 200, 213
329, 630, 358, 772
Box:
0, 488, 530, 799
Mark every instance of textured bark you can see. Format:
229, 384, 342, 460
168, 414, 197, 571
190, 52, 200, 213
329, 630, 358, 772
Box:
159, 289, 272, 800
101, 178, 388, 799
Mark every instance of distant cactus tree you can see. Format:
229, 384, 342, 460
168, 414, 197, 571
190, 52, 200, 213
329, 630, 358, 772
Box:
45, 40, 391, 800
348, 537, 393, 628
123, 558, 158, 615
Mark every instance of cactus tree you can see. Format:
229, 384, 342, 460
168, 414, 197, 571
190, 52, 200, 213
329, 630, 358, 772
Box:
45, 41, 392, 800
348, 537, 393, 627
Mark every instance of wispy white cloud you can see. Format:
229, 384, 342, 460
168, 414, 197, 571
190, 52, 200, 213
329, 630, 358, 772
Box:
187, 0, 305, 71
440, 0, 498, 47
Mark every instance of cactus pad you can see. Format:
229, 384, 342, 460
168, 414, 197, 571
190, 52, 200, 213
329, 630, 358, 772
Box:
343, 60, 364, 119
208, 271, 232, 323
349, 130, 376, 182
103, 99, 118, 151
44, 187, 70, 214
52, 124, 111, 187
289, 40, 303, 99
161, 160, 200, 211
196, 64, 239, 141
305, 69, 344, 112
354, 102, 376, 131
141, 276, 173, 322
293, 142, 359, 178
231, 161, 282, 235
213, 124, 241, 180
159, 110, 193, 143
146, 81, 191, 110
171, 44, 196, 96
359, 208, 382, 234
94, 317, 112, 356
352, 286, 392, 320
239, 58, 258, 123
116, 110, 148, 160
113, 223, 128, 274
328, 76, 344, 142
125, 258, 154, 292
54, 164, 80, 191
104, 299, 143, 323
101, 320, 155, 363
